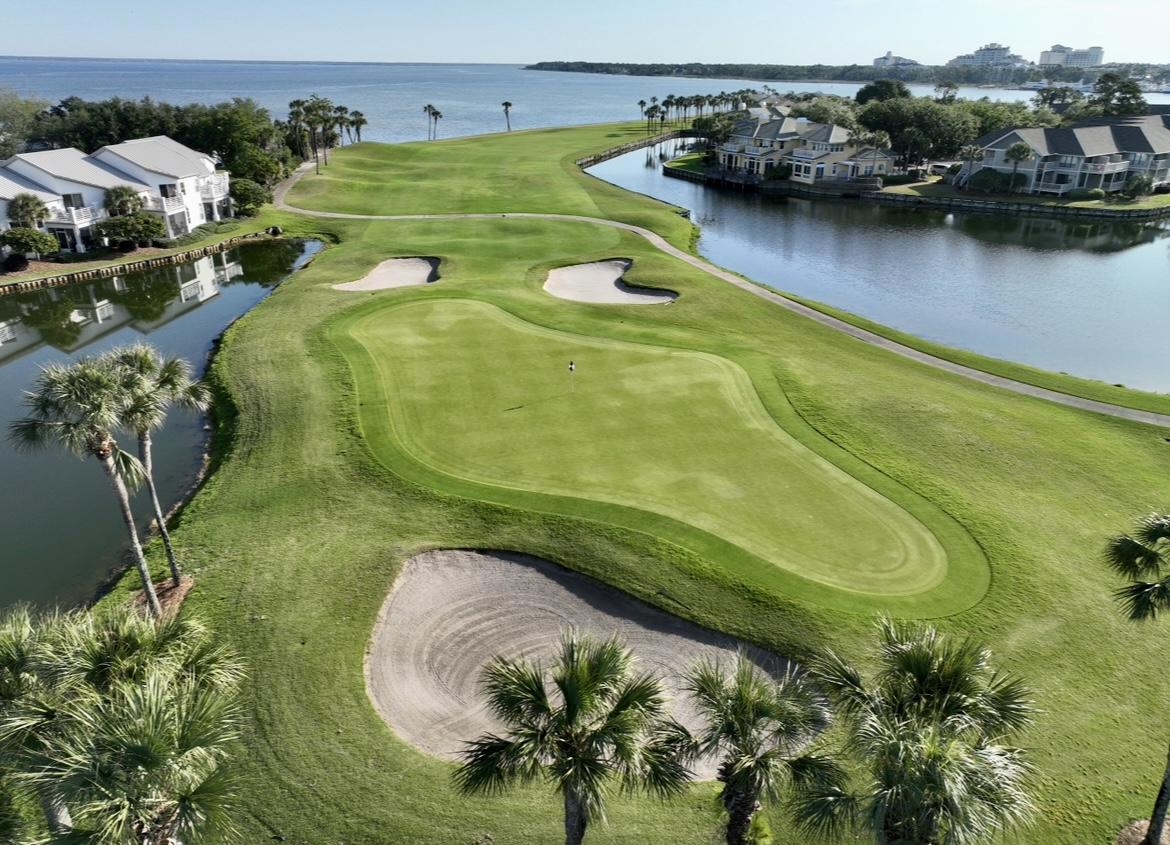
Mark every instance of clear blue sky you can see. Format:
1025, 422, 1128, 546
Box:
5, 0, 1166, 66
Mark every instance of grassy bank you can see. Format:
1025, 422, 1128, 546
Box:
883, 178, 1170, 210
110, 126, 1170, 844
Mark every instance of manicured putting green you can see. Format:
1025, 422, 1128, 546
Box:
347, 297, 950, 600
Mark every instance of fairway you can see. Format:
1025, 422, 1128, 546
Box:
347, 297, 948, 600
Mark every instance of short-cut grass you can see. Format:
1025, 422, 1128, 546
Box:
102, 124, 1170, 845
341, 294, 972, 610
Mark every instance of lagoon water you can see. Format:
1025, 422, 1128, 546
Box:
590, 143, 1170, 393
0, 240, 317, 609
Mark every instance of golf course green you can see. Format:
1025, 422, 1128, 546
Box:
115, 123, 1170, 844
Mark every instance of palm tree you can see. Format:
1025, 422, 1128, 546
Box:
349, 110, 367, 143
103, 185, 144, 217
1105, 513, 1170, 845
454, 633, 692, 845
1004, 141, 1034, 194
0, 606, 244, 838
333, 104, 350, 146
7, 192, 48, 228
9, 359, 163, 618
104, 343, 210, 588
423, 104, 435, 140
958, 144, 984, 188
685, 655, 844, 845
287, 99, 308, 159
637, 99, 647, 120
431, 108, 443, 140
502, 101, 513, 132
794, 619, 1036, 845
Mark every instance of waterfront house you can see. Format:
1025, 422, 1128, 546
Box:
0, 136, 231, 253
965, 114, 1170, 195
717, 114, 896, 185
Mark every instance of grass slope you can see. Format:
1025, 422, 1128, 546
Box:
107, 125, 1170, 845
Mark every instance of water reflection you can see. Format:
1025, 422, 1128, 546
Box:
588, 147, 1170, 391
0, 239, 313, 610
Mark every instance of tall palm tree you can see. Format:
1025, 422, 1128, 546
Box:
454, 633, 692, 845
104, 344, 209, 588
0, 606, 244, 838
1106, 513, 1170, 845
958, 143, 984, 188
794, 619, 1036, 845
637, 99, 647, 120
7, 193, 48, 229
502, 101, 513, 132
1004, 141, 1034, 194
9, 359, 162, 618
685, 655, 844, 845
349, 110, 367, 143
333, 104, 350, 146
423, 104, 435, 140
287, 99, 308, 159
431, 108, 443, 140
103, 185, 144, 217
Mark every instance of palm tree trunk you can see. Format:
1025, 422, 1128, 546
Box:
36, 786, 72, 835
1142, 743, 1170, 845
563, 789, 587, 845
723, 787, 759, 845
139, 431, 181, 586
100, 451, 162, 618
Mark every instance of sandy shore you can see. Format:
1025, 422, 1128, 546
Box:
365, 549, 787, 779
333, 257, 439, 291
543, 259, 676, 304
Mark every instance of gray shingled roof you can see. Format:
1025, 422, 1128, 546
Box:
0, 167, 59, 203
11, 149, 149, 190
96, 136, 215, 179
979, 115, 1170, 158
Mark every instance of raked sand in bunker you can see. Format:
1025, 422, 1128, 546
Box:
333, 257, 440, 291
543, 259, 677, 304
365, 549, 787, 780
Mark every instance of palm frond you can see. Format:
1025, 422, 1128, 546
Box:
1105, 534, 1165, 580
1136, 513, 1170, 547
480, 655, 550, 727
1114, 578, 1170, 621
112, 447, 147, 490
453, 734, 540, 795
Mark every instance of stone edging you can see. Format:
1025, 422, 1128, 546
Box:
0, 231, 276, 297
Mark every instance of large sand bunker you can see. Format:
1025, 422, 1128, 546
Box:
543, 260, 676, 304
334, 257, 439, 291
366, 549, 786, 779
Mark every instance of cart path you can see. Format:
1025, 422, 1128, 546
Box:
274, 177, 1170, 430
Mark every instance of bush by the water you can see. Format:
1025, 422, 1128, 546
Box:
230, 177, 273, 217
2, 252, 30, 272
0, 226, 59, 257
967, 169, 1027, 193
1068, 187, 1107, 200
879, 173, 922, 186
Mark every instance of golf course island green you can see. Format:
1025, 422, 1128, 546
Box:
125, 122, 1170, 844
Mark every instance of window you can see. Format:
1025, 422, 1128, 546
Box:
159, 184, 177, 198
62, 193, 83, 209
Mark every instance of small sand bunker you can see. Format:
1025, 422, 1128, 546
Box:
543, 260, 676, 304
366, 550, 787, 779
333, 257, 439, 291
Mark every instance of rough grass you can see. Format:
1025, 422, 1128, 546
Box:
103, 126, 1170, 845
883, 179, 1170, 210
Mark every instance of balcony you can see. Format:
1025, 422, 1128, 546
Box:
200, 171, 230, 200
46, 205, 106, 226
145, 195, 186, 214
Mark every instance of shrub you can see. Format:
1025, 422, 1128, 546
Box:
1068, 187, 1106, 200
879, 173, 920, 186
0, 226, 59, 256
967, 169, 1026, 194
765, 162, 792, 181
96, 211, 165, 244
1154, 183, 1170, 195
1120, 174, 1154, 199
2, 252, 29, 272
229, 178, 272, 217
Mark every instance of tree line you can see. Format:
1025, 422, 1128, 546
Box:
527, 61, 1170, 88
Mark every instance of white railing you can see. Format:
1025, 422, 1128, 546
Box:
145, 195, 185, 214
200, 172, 230, 200
46, 206, 106, 226
0, 321, 17, 344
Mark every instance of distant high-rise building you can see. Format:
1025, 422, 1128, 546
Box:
947, 43, 1029, 68
873, 51, 921, 68
1038, 45, 1105, 67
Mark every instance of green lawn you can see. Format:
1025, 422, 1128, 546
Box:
664, 151, 707, 173
883, 178, 1170, 210
103, 125, 1170, 845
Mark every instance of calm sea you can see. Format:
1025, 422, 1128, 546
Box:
11, 57, 1161, 144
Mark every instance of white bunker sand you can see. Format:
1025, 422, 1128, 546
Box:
544, 260, 676, 304
333, 257, 438, 291
366, 550, 787, 780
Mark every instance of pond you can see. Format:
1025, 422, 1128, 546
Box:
588, 143, 1170, 393
0, 239, 321, 609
